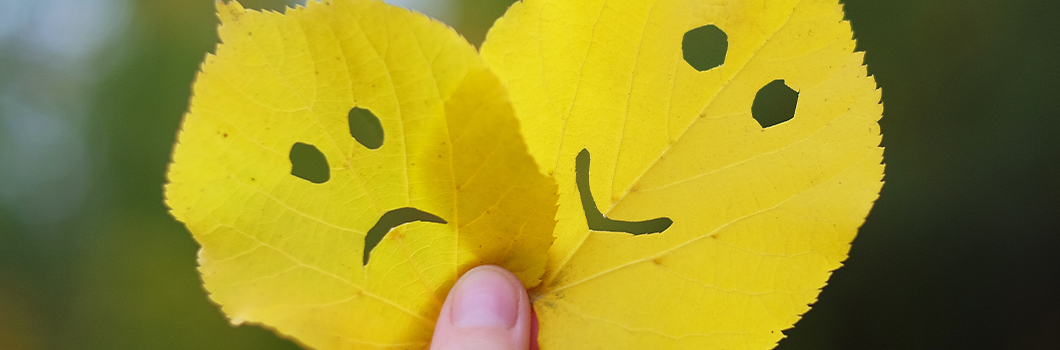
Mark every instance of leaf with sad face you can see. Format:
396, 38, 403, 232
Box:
165, 1, 557, 348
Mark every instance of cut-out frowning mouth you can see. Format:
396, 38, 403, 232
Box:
362, 208, 447, 265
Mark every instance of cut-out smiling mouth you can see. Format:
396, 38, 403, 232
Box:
577, 148, 672, 236
362, 208, 447, 266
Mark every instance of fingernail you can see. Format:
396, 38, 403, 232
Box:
451, 266, 521, 328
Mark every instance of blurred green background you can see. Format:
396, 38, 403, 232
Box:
0, 0, 1056, 349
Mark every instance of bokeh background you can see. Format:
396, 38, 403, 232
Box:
1, 0, 1057, 348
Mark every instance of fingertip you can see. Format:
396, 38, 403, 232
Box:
451, 266, 521, 328
430, 265, 532, 350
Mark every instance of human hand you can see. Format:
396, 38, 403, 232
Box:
429, 265, 537, 350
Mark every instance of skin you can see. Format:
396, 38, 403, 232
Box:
429, 265, 537, 350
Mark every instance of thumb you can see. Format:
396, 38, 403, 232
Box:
429, 265, 532, 350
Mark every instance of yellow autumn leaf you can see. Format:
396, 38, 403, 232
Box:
164, 0, 557, 348
481, 0, 884, 348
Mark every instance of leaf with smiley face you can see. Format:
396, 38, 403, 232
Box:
164, 0, 558, 348
481, 0, 884, 348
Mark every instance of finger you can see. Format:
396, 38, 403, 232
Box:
429, 265, 532, 350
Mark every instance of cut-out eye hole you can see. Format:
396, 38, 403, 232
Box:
290, 142, 330, 184
348, 107, 384, 149
363, 208, 447, 265
752, 80, 799, 128
577, 149, 672, 235
682, 25, 728, 72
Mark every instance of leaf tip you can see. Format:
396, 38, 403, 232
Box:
216, 0, 247, 24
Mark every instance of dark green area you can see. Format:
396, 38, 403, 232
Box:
0, 0, 1057, 349
752, 80, 799, 128
289, 142, 330, 184
363, 208, 447, 265
682, 25, 729, 72
348, 107, 384, 150
576, 149, 673, 236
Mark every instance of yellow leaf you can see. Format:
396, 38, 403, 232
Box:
481, 0, 884, 348
164, 0, 557, 348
